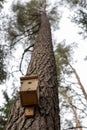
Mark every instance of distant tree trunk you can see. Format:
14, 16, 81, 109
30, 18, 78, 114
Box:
5, 12, 60, 130
68, 98, 82, 130
69, 63, 87, 101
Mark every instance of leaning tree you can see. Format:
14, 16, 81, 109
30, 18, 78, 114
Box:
5, 0, 60, 130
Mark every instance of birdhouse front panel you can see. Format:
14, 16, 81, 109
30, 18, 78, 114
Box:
20, 75, 39, 107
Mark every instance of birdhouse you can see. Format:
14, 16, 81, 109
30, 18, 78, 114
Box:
20, 75, 39, 107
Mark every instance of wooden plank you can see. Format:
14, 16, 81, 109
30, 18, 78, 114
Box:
25, 106, 35, 117
20, 75, 38, 80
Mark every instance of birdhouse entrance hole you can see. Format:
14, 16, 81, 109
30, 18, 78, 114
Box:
28, 81, 32, 84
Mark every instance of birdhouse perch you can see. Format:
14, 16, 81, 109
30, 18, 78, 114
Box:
25, 106, 35, 117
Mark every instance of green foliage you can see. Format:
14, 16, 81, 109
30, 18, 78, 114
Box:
65, 0, 87, 37
13, 0, 41, 32
0, 91, 17, 130
48, 4, 60, 30
65, 0, 86, 7
0, 45, 7, 84
55, 43, 87, 129
0, 0, 4, 8
55, 42, 74, 83
55, 43, 71, 64
73, 9, 87, 37
66, 0, 79, 5
55, 43, 74, 128
7, 0, 60, 49
7, 0, 41, 49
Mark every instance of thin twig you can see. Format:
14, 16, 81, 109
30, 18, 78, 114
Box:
63, 126, 87, 130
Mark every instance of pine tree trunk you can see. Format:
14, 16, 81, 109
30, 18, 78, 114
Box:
5, 12, 60, 130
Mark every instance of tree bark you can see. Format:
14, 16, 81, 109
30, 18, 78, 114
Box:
5, 12, 60, 130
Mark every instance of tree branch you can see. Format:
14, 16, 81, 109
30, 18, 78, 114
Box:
19, 44, 34, 75
72, 104, 87, 116
63, 126, 87, 130
10, 24, 39, 48
69, 63, 87, 101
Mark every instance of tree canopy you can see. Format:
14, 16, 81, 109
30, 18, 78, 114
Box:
0, 0, 87, 129
65, 0, 87, 38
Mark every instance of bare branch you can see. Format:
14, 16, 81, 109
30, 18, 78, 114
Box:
19, 44, 34, 74
63, 126, 87, 130
72, 104, 87, 116
10, 24, 39, 48
69, 63, 87, 101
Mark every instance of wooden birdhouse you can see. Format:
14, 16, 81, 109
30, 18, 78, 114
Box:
20, 75, 39, 107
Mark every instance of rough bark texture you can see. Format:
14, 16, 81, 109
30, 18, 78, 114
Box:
5, 12, 60, 130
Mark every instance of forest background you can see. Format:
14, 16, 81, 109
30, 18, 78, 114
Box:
0, 0, 87, 130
